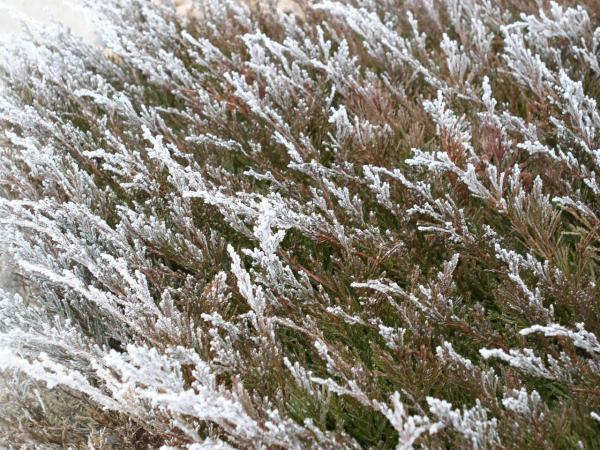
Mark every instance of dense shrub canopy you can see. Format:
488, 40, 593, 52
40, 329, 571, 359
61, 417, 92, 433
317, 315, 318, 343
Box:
1, 0, 600, 448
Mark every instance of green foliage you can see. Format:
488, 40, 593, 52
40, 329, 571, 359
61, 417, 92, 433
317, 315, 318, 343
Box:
1, 0, 600, 448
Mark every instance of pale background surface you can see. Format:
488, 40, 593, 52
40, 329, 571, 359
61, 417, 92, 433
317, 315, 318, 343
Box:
0, 0, 92, 37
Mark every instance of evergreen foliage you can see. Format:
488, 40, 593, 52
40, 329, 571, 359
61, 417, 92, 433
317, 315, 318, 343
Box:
1, 0, 600, 448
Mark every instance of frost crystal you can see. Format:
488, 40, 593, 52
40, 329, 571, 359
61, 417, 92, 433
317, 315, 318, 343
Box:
0, 0, 599, 447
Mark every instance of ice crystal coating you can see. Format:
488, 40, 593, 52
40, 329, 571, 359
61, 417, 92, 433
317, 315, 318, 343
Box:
1, 0, 600, 448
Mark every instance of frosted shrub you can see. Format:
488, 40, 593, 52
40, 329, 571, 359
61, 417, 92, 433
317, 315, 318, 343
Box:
1, 0, 600, 448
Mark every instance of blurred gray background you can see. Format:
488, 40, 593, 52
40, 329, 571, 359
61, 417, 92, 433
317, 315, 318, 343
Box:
0, 0, 91, 37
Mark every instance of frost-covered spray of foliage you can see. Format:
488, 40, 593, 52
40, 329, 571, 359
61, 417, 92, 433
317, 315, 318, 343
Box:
1, 0, 600, 448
